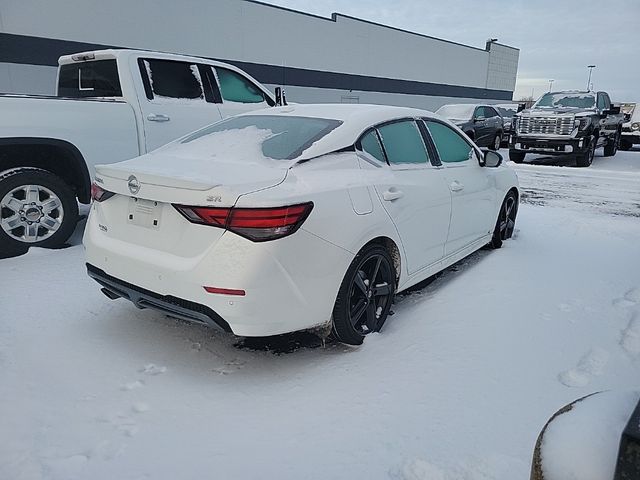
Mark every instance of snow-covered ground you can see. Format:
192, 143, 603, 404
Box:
1, 149, 639, 480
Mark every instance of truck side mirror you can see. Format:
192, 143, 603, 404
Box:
517, 103, 526, 113
274, 87, 288, 107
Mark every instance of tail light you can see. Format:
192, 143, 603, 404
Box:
173, 202, 313, 242
91, 182, 115, 202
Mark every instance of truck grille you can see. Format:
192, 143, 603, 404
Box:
518, 116, 574, 136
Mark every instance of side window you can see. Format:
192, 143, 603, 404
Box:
141, 59, 205, 101
426, 121, 475, 163
359, 130, 386, 163
377, 120, 430, 165
215, 67, 266, 103
474, 107, 484, 119
597, 93, 607, 110
485, 107, 498, 118
603, 93, 611, 110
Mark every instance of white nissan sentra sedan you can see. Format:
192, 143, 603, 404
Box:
84, 104, 519, 345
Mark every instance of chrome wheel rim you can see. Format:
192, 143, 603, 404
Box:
348, 254, 393, 334
499, 196, 516, 240
494, 134, 501, 150
1, 184, 64, 243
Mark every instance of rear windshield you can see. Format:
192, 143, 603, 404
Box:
58, 59, 122, 98
180, 115, 343, 160
435, 104, 475, 121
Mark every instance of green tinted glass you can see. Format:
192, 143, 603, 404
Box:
360, 130, 386, 162
426, 121, 473, 163
378, 121, 429, 165
216, 67, 265, 103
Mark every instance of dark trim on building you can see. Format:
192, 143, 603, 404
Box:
0, 33, 513, 101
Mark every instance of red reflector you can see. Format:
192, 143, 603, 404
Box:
203, 286, 246, 296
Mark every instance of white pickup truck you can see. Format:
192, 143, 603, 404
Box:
0, 49, 279, 255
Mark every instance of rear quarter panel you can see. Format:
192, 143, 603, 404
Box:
235, 153, 408, 283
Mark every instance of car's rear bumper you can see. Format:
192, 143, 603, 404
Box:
509, 135, 589, 155
83, 208, 353, 337
87, 263, 232, 332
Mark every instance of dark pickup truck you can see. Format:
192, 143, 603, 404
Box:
508, 90, 623, 167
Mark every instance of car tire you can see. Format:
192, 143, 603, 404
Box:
603, 132, 619, 157
0, 168, 79, 253
620, 139, 632, 151
576, 137, 596, 167
490, 191, 518, 249
489, 132, 502, 151
331, 244, 396, 345
509, 150, 525, 163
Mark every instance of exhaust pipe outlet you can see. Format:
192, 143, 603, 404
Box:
101, 287, 121, 300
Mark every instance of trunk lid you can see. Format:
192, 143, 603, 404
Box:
96, 150, 289, 207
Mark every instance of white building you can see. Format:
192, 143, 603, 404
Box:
0, 0, 519, 110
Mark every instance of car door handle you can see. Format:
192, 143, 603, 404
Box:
449, 181, 464, 192
147, 114, 171, 122
382, 189, 404, 201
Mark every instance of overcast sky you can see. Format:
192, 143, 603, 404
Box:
268, 0, 640, 101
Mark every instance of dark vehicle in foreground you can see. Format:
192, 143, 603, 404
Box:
509, 91, 623, 167
620, 102, 639, 150
495, 103, 520, 147
436, 104, 503, 150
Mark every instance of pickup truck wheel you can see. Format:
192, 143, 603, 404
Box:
509, 150, 526, 163
0, 168, 78, 251
576, 138, 595, 167
603, 132, 619, 157
489, 132, 502, 151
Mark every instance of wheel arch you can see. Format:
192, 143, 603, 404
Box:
0, 138, 91, 203
362, 236, 402, 284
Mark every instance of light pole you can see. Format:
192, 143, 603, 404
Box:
587, 65, 596, 91
548, 79, 554, 92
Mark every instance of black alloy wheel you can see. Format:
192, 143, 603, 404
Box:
332, 244, 396, 345
491, 191, 518, 249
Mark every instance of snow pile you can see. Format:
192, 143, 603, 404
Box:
541, 391, 639, 480
1, 151, 640, 479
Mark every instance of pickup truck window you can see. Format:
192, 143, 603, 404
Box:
597, 93, 611, 110
58, 60, 122, 98
141, 59, 205, 101
214, 67, 266, 104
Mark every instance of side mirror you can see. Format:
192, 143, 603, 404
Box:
275, 87, 282, 106
274, 87, 288, 107
483, 150, 502, 167
474, 116, 486, 122
603, 105, 620, 115
517, 103, 526, 113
